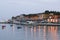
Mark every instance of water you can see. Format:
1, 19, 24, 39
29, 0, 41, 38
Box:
0, 24, 60, 40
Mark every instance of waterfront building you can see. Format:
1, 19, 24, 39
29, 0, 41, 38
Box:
11, 10, 60, 23
47, 13, 60, 23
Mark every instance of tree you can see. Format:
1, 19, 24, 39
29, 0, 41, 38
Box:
45, 10, 49, 14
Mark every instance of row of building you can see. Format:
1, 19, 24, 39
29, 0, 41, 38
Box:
11, 11, 60, 23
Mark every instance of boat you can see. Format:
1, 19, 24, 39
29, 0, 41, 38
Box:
17, 27, 22, 29
10, 24, 13, 27
2, 25, 6, 27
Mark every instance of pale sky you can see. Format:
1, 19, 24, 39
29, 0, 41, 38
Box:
0, 0, 60, 20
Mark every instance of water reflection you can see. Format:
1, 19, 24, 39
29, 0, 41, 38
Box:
48, 26, 58, 40
31, 26, 33, 40
24, 25, 59, 40
38, 26, 40, 40
33, 27, 36, 40
0, 24, 60, 40
12, 24, 15, 32
25, 26, 28, 40
43, 26, 46, 40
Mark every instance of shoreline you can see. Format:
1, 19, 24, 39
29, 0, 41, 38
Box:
0, 22, 60, 26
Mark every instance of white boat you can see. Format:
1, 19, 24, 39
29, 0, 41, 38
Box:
26, 21, 34, 24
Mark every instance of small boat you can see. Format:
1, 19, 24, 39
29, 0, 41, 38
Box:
2, 25, 6, 27
10, 24, 13, 27
17, 27, 22, 29
2, 25, 6, 30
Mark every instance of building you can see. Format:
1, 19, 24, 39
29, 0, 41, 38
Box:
11, 10, 60, 23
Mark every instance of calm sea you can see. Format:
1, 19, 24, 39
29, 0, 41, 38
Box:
0, 24, 60, 40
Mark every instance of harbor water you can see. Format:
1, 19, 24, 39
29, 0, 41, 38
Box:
0, 24, 60, 40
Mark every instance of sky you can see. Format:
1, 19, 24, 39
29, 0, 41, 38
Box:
0, 0, 60, 21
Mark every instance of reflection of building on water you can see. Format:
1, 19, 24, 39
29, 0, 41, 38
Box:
33, 26, 36, 40
43, 26, 46, 40
11, 24, 15, 32
12, 25, 15, 32
23, 25, 59, 40
25, 26, 28, 40
30, 26, 33, 40
33, 27, 36, 32
48, 26, 58, 40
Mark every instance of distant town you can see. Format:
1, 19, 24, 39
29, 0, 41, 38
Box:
7, 10, 60, 25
